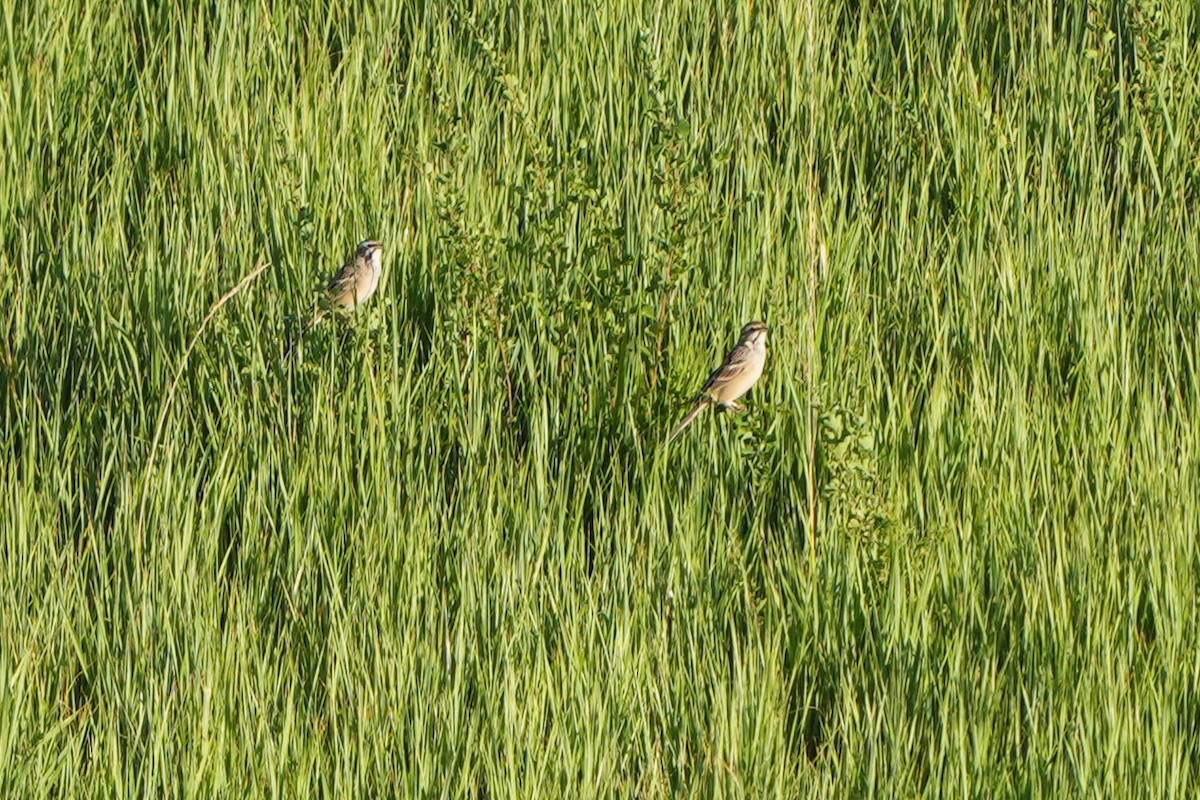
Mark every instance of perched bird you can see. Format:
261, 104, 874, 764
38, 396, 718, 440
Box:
669, 321, 769, 442
290, 239, 383, 350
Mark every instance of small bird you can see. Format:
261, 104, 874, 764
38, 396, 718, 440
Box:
669, 321, 769, 442
290, 239, 383, 350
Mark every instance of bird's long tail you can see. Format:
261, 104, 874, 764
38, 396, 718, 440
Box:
286, 308, 326, 356
668, 398, 710, 443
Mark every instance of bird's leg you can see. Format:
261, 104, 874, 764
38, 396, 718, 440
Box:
726, 401, 745, 413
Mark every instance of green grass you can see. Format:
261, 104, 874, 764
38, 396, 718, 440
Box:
2, 0, 1199, 796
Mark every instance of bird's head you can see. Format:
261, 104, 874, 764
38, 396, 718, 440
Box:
357, 239, 383, 269
740, 321, 769, 348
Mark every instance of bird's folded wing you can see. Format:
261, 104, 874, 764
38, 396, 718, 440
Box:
701, 344, 751, 394
325, 260, 358, 293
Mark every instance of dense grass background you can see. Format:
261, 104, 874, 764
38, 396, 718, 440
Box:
2, 0, 1199, 795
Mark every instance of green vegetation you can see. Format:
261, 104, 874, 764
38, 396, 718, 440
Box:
2, 0, 1198, 795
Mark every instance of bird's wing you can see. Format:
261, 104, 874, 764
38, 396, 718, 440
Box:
319, 255, 367, 311
700, 342, 753, 396
325, 255, 359, 294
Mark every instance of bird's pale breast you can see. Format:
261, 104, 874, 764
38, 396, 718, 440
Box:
710, 345, 765, 404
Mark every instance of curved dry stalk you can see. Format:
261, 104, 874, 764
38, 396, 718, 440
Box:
138, 258, 270, 535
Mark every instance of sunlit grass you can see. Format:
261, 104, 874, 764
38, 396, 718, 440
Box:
2, 0, 1198, 796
